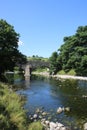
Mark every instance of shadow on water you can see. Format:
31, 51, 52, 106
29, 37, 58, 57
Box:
49, 78, 87, 128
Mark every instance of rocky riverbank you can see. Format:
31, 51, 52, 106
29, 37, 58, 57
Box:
28, 107, 71, 130
28, 102, 87, 130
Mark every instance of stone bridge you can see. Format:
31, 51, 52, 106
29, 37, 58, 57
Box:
21, 60, 49, 77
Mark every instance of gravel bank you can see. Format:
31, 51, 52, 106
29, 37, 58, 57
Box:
32, 72, 87, 81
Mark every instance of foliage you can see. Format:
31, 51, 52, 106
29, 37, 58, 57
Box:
57, 70, 66, 75
50, 26, 87, 76
0, 82, 27, 130
0, 19, 27, 76
0, 83, 45, 130
28, 121, 44, 130
67, 69, 76, 76
58, 69, 76, 76
34, 68, 48, 73
49, 51, 62, 74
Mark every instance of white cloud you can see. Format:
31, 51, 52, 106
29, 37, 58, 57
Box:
18, 40, 23, 45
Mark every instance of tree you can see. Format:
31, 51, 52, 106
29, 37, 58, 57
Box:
0, 19, 27, 76
57, 26, 87, 76
49, 51, 61, 74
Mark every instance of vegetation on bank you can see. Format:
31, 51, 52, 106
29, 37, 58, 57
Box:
0, 19, 27, 79
0, 83, 27, 130
0, 82, 44, 130
1, 18, 87, 130
57, 69, 76, 76
32, 67, 49, 73
49, 26, 87, 76
28, 121, 44, 130
0, 19, 44, 129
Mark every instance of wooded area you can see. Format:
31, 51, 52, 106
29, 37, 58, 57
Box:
49, 26, 87, 76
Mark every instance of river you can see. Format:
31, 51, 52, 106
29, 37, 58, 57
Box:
13, 74, 87, 129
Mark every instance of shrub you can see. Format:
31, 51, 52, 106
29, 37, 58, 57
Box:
28, 121, 44, 130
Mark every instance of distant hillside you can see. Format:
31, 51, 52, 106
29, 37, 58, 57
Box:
27, 55, 49, 62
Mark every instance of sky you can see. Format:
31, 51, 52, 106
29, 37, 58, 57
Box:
0, 0, 87, 58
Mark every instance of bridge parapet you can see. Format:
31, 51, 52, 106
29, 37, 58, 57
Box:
28, 60, 49, 69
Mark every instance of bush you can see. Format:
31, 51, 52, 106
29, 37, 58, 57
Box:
57, 69, 76, 76
57, 70, 66, 75
67, 69, 76, 76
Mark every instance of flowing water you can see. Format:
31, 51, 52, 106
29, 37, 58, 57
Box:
11, 74, 87, 129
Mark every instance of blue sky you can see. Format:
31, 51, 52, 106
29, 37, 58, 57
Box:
0, 0, 87, 58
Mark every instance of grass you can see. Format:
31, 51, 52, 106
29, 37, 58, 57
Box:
0, 82, 27, 130
28, 121, 44, 130
67, 69, 76, 76
57, 70, 66, 75
33, 68, 48, 73
57, 69, 76, 76
0, 82, 44, 130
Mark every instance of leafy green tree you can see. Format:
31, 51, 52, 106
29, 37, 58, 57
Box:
49, 51, 61, 74
58, 26, 87, 76
0, 19, 26, 76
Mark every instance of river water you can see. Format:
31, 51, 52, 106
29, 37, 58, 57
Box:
13, 75, 87, 129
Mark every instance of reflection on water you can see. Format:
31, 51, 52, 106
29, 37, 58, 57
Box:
24, 76, 31, 87
11, 74, 87, 129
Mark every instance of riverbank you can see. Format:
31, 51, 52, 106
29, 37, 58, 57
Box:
32, 72, 87, 81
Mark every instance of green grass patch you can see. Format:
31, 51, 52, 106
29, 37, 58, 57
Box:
28, 121, 44, 130
57, 70, 66, 75
0, 82, 27, 130
33, 68, 48, 73
57, 69, 76, 76
67, 69, 76, 76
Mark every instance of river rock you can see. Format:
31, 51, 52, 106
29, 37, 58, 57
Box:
39, 115, 43, 119
45, 120, 50, 125
50, 122, 57, 129
55, 127, 60, 130
64, 107, 70, 112
36, 108, 40, 113
57, 107, 63, 114
84, 123, 87, 130
42, 111, 47, 116
56, 122, 64, 127
33, 114, 38, 119
41, 119, 70, 130
41, 118, 46, 123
